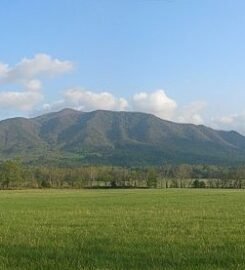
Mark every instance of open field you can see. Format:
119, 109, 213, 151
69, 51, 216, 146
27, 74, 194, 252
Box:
0, 189, 245, 269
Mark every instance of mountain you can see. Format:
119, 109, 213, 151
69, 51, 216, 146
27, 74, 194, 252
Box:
0, 108, 244, 166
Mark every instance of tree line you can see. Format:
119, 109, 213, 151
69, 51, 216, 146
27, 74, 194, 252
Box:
0, 160, 245, 189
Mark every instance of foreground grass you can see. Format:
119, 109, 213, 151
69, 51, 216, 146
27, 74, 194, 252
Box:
0, 189, 245, 269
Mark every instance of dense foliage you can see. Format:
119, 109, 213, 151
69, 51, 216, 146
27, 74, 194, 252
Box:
1, 160, 245, 189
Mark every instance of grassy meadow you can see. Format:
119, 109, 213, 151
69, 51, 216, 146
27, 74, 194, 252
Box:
0, 189, 245, 269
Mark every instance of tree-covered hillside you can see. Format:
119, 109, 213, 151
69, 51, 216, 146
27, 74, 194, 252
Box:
0, 109, 244, 165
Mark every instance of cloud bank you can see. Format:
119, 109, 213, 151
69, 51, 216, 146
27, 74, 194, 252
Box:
0, 53, 244, 135
132, 90, 177, 120
0, 53, 73, 84
39, 88, 245, 135
42, 88, 205, 125
0, 90, 43, 111
0, 54, 74, 111
211, 113, 245, 135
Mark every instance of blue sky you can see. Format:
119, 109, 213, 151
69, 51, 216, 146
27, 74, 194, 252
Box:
0, 0, 245, 133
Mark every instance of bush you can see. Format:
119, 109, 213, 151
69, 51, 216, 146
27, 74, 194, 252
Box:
192, 179, 205, 188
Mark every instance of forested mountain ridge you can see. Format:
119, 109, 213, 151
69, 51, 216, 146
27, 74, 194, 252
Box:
0, 108, 244, 165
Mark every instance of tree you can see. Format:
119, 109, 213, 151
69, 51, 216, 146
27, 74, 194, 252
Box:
0, 160, 24, 189
233, 167, 245, 189
175, 164, 192, 188
146, 168, 157, 188
192, 179, 206, 188
160, 164, 173, 188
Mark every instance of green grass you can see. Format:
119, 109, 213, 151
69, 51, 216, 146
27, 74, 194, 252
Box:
0, 189, 245, 269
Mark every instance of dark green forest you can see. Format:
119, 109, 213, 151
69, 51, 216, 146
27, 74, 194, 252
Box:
1, 160, 245, 189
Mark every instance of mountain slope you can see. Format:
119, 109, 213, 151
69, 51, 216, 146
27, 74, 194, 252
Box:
0, 118, 47, 158
0, 109, 244, 165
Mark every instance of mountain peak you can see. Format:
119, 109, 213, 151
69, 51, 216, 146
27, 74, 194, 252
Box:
58, 108, 80, 114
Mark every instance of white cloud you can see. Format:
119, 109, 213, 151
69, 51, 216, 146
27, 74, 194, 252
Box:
0, 91, 43, 111
0, 63, 9, 76
1, 54, 244, 137
0, 54, 73, 84
131, 90, 205, 124
0, 55, 209, 124
211, 113, 245, 135
132, 89, 177, 120
24, 80, 42, 92
0, 54, 73, 112
40, 88, 208, 126
63, 88, 129, 111
1, 53, 243, 135
38, 89, 129, 114
176, 101, 206, 125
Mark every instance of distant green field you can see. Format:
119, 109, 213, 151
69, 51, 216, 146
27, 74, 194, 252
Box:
0, 189, 245, 270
